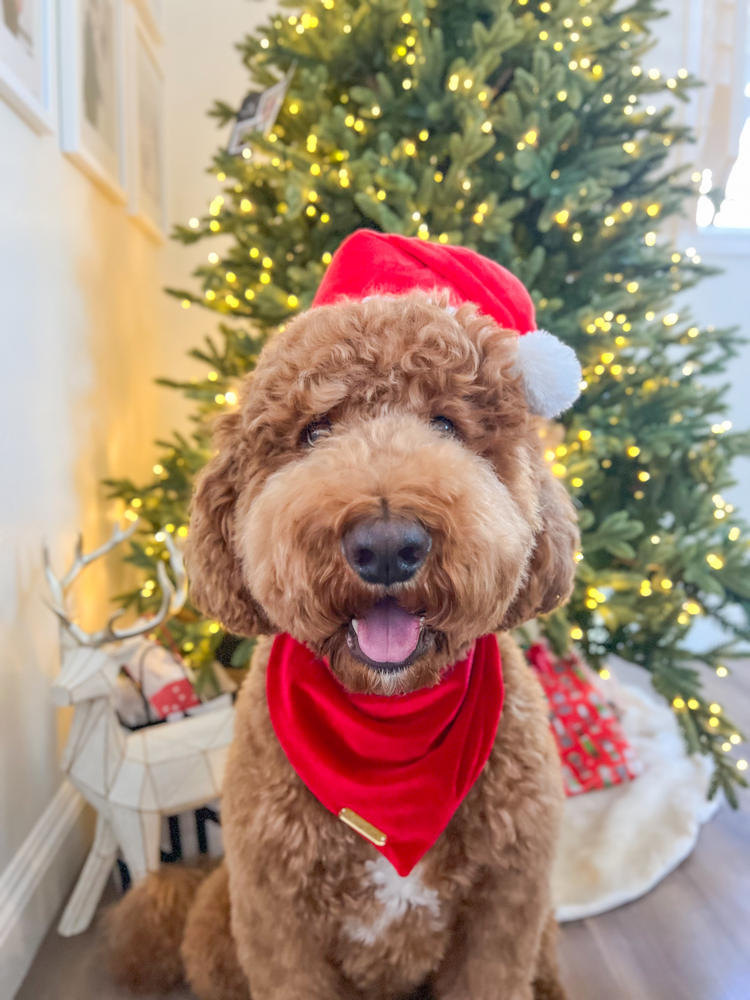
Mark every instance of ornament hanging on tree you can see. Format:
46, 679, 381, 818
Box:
226, 66, 295, 155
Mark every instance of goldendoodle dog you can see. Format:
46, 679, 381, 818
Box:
107, 232, 580, 1000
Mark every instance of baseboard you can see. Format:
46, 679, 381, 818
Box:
0, 780, 88, 998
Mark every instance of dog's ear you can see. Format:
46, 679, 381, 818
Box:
500, 467, 579, 630
186, 411, 273, 637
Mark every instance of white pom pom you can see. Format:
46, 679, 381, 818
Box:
515, 329, 582, 418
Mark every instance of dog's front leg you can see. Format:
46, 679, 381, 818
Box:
231, 889, 350, 1000
431, 867, 557, 1000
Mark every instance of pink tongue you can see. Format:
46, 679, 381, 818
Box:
356, 599, 421, 664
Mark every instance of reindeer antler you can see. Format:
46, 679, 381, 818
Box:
43, 521, 188, 647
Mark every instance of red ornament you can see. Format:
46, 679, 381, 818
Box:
526, 641, 641, 796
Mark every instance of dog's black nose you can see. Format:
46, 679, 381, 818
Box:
342, 517, 431, 585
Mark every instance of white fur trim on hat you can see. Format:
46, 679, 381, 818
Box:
515, 329, 582, 418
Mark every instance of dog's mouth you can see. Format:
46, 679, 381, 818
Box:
346, 597, 431, 673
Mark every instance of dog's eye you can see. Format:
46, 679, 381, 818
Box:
302, 418, 332, 446
430, 415, 457, 437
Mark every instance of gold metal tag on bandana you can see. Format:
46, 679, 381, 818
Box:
338, 808, 387, 847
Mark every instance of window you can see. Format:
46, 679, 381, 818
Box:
697, 1, 750, 230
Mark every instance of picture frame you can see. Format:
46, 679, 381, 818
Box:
58, 0, 126, 202
126, 9, 165, 240
0, 0, 55, 133
132, 0, 161, 43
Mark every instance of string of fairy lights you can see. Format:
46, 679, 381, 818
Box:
174, 0, 702, 312
115, 0, 748, 771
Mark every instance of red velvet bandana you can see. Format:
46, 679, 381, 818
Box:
266, 632, 503, 875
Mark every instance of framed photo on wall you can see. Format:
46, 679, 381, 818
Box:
0, 0, 55, 132
59, 0, 126, 201
127, 11, 165, 240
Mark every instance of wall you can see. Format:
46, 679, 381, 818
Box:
0, 88, 166, 993
681, 239, 750, 506
674, 236, 750, 650
0, 0, 272, 993
647, 0, 750, 648
159, 0, 265, 381
649, 0, 750, 504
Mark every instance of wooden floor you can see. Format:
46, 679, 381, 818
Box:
18, 664, 750, 1000
557, 803, 750, 999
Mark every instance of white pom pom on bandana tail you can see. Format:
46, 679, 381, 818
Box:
312, 230, 582, 418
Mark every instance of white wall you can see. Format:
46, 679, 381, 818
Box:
0, 88, 167, 994
680, 238, 750, 507
652, 0, 750, 504
649, 0, 750, 651
0, 0, 273, 991
0, 99, 167, 868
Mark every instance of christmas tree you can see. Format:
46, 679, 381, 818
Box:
106, 0, 750, 801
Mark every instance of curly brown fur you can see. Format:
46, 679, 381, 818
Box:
531, 913, 568, 1000
182, 865, 249, 1000
104, 864, 208, 993
110, 291, 577, 999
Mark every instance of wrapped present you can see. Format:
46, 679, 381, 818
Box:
526, 641, 641, 796
115, 636, 200, 724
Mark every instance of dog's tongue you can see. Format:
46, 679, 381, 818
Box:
356, 599, 421, 664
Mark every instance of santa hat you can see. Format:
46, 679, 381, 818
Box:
312, 230, 581, 419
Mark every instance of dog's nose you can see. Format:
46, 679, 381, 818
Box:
342, 517, 431, 585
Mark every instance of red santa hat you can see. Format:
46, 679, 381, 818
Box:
312, 230, 581, 419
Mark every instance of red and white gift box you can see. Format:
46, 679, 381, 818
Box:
526, 641, 642, 796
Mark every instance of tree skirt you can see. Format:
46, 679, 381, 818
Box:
552, 670, 719, 922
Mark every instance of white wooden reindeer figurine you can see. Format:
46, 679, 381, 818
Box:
44, 522, 234, 936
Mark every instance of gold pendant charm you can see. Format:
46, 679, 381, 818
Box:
338, 808, 387, 847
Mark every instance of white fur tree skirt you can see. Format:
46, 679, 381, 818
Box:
552, 671, 720, 922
